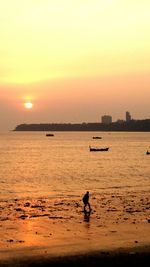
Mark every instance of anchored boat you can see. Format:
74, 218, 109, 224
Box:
89, 146, 109, 152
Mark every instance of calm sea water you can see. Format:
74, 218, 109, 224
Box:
0, 131, 149, 200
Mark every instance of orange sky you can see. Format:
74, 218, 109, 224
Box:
0, 0, 150, 130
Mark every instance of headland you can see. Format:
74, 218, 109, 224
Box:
13, 119, 150, 131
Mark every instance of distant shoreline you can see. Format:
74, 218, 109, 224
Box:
14, 119, 150, 132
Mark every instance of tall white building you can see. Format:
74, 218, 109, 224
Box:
101, 115, 112, 124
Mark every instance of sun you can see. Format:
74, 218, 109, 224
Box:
24, 101, 33, 109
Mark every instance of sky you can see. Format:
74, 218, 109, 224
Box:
0, 0, 150, 131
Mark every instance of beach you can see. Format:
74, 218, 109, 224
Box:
0, 190, 150, 266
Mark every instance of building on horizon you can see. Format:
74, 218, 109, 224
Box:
126, 111, 131, 122
101, 115, 112, 124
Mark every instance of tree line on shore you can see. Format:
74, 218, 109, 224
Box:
14, 119, 150, 132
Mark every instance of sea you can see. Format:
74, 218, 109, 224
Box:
0, 131, 149, 201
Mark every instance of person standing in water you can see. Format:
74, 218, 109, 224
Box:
82, 191, 91, 212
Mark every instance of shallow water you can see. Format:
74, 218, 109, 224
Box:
0, 131, 149, 200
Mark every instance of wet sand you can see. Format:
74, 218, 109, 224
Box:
0, 191, 150, 266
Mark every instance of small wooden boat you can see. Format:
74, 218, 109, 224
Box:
92, 136, 102, 139
89, 146, 109, 152
146, 150, 150, 155
46, 133, 54, 137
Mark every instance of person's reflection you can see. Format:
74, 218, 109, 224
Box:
84, 210, 91, 222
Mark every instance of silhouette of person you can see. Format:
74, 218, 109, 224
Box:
82, 191, 91, 212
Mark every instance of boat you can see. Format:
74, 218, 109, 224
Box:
46, 133, 54, 137
146, 150, 150, 155
92, 136, 102, 139
89, 146, 109, 152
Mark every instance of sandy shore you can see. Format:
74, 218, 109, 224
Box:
0, 190, 150, 266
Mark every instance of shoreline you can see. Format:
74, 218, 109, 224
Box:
0, 191, 150, 266
1, 245, 150, 266
13, 119, 150, 132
